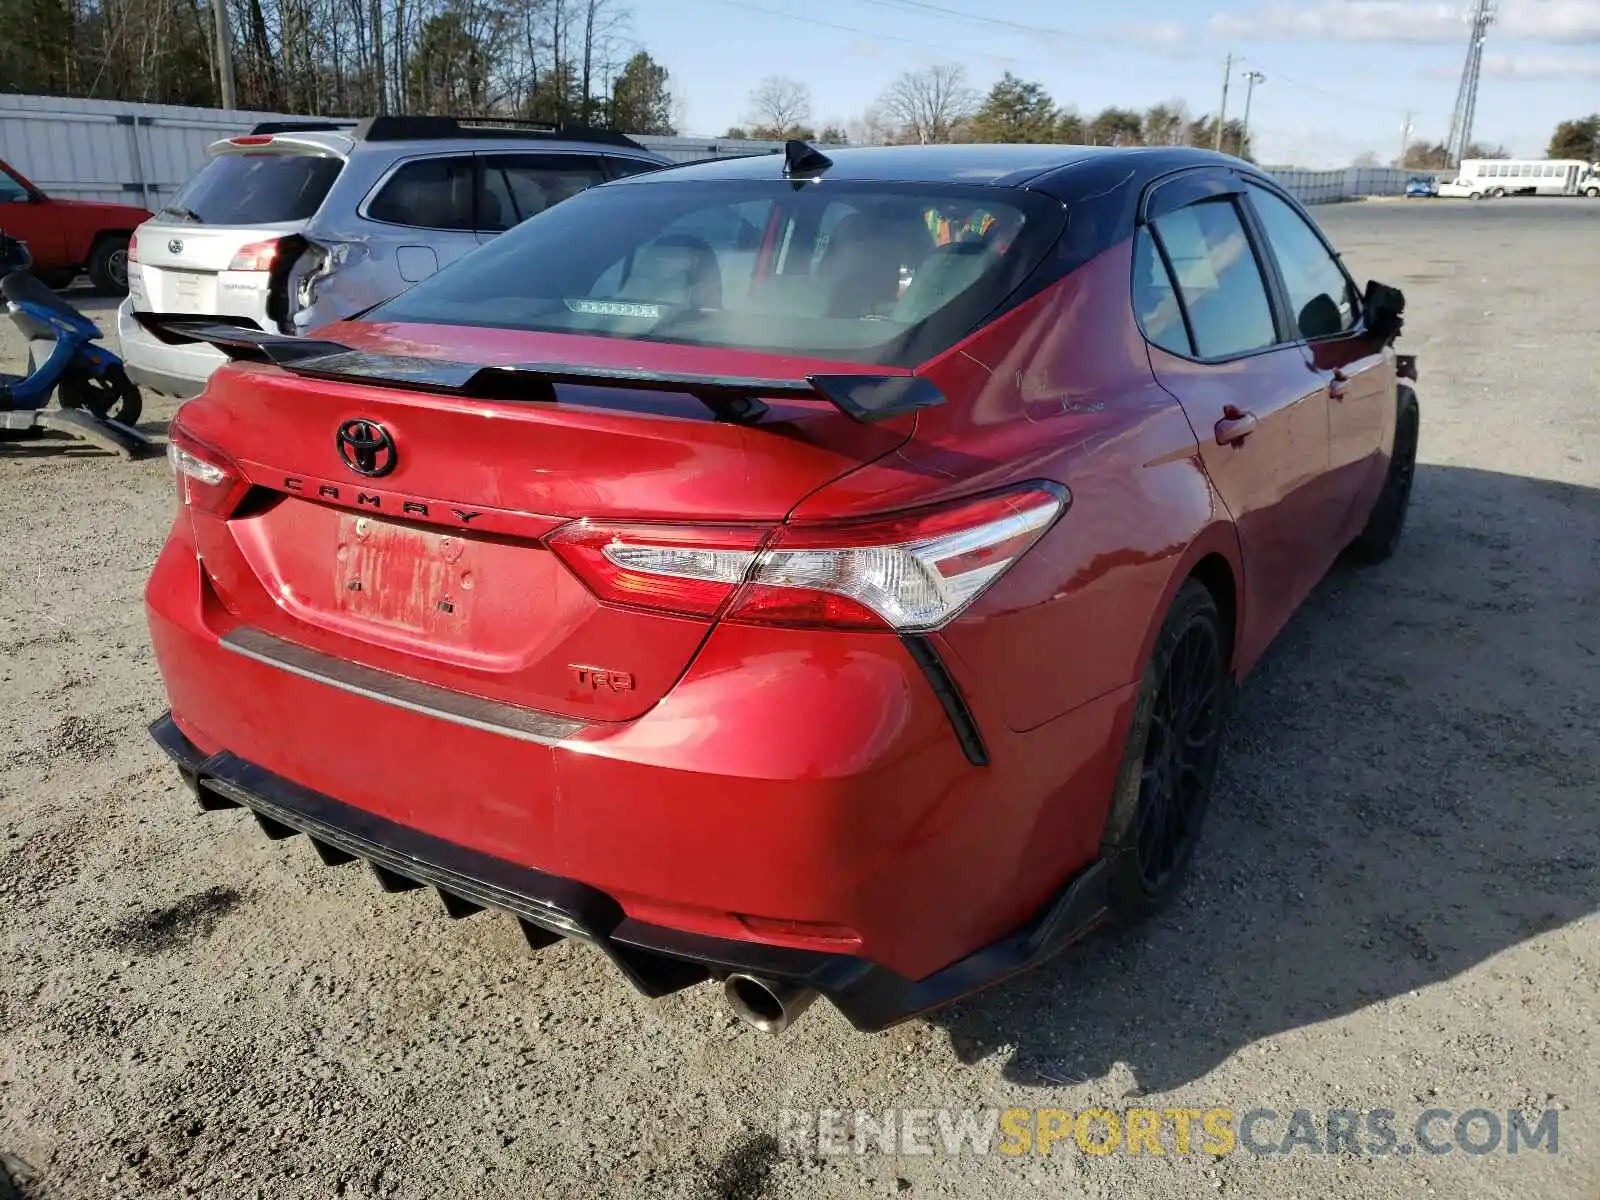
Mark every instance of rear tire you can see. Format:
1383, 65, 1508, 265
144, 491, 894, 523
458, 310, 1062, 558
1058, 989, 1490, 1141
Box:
1348, 385, 1419, 564
59, 364, 143, 427
1100, 579, 1229, 921
88, 236, 130, 294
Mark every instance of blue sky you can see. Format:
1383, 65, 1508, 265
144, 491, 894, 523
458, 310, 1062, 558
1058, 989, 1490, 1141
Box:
633, 0, 1600, 167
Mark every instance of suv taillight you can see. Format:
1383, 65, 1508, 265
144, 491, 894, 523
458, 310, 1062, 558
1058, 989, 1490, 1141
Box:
128, 232, 140, 263
228, 239, 280, 272
547, 484, 1067, 632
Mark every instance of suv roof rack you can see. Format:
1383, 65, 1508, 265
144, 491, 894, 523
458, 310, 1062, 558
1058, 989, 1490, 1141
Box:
351, 115, 647, 151
248, 120, 360, 136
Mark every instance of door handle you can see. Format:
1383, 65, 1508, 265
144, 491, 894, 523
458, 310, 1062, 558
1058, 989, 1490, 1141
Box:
1328, 368, 1349, 401
1215, 406, 1258, 446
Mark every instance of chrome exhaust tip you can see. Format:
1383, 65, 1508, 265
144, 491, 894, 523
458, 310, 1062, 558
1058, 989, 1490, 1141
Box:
723, 973, 818, 1035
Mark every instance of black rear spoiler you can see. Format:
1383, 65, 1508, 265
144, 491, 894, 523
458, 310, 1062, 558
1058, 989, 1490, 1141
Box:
131, 317, 944, 425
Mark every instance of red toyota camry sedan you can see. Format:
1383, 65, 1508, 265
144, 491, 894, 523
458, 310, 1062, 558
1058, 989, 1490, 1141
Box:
143, 142, 1419, 1034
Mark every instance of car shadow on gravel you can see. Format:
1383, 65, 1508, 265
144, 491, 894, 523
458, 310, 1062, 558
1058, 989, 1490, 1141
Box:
924, 464, 1600, 1095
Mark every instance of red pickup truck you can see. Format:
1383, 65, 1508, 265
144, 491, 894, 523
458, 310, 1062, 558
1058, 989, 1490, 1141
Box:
0, 158, 151, 293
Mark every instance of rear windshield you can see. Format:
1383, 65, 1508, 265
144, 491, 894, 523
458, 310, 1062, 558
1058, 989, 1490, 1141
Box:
366, 179, 1065, 367
159, 152, 343, 225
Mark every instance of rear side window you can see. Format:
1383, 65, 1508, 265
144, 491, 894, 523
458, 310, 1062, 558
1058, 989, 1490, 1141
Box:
1246, 184, 1359, 339
367, 179, 1066, 368
367, 158, 475, 230
1149, 200, 1276, 359
160, 152, 342, 224
1132, 228, 1191, 356
606, 157, 664, 180
479, 154, 607, 231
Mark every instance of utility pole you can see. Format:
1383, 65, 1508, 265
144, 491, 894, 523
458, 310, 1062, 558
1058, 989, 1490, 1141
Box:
1215, 53, 1234, 151
213, 0, 237, 110
1240, 70, 1266, 159
1399, 110, 1414, 167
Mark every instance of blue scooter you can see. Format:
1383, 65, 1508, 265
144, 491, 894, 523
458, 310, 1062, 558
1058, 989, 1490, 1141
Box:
1, 227, 151, 459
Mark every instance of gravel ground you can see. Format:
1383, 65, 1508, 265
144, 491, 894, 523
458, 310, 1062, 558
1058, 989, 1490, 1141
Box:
1, 198, 1597, 1200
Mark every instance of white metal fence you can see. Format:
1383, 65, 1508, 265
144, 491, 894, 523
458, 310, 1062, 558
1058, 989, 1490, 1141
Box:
0, 94, 784, 207
1265, 165, 1417, 204
2, 93, 1415, 209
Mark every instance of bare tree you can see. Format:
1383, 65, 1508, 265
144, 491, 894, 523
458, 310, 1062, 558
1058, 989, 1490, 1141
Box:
877, 63, 976, 145
746, 75, 813, 137
845, 104, 896, 146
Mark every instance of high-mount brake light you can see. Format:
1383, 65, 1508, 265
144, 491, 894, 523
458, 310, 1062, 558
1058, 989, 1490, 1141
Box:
228, 135, 275, 146
547, 485, 1067, 631
167, 421, 247, 514
228, 239, 280, 272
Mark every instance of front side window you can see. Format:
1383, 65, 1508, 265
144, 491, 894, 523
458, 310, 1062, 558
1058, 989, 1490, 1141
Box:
366, 157, 475, 230
0, 169, 30, 204
367, 179, 1065, 367
1246, 183, 1359, 339
1149, 199, 1277, 359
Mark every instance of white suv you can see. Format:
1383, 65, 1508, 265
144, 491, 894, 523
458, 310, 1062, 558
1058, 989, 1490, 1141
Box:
118, 116, 669, 397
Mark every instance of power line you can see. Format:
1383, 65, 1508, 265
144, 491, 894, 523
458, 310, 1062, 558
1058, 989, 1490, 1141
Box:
841, 0, 1080, 41
699, 0, 1148, 80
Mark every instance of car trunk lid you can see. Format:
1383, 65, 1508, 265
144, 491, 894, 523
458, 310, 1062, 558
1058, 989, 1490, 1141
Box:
171, 323, 920, 723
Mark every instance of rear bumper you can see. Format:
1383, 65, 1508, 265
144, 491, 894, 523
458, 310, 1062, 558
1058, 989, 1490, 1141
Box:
146, 507, 1137, 1024
150, 712, 1110, 1031
117, 299, 223, 397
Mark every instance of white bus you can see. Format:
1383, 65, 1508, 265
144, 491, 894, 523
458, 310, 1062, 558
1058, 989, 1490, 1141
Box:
1439, 158, 1600, 199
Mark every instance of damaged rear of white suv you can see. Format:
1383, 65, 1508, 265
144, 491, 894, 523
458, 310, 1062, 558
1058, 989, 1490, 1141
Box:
118, 115, 668, 398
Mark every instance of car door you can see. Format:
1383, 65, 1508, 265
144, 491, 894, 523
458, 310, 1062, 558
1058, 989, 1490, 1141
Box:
0, 163, 65, 269
1132, 175, 1332, 670
1242, 181, 1393, 554
474, 153, 608, 243
363, 155, 481, 285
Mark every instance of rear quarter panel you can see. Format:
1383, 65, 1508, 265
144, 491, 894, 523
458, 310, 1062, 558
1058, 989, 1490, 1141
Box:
798, 238, 1240, 734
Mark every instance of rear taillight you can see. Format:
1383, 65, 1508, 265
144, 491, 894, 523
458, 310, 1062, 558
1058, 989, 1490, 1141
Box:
128, 232, 139, 263
167, 421, 247, 514
228, 239, 279, 272
548, 484, 1066, 632
547, 523, 766, 619
733, 486, 1066, 630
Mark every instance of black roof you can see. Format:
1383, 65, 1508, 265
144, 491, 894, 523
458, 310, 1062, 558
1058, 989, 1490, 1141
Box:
247, 115, 651, 153
629, 143, 1245, 189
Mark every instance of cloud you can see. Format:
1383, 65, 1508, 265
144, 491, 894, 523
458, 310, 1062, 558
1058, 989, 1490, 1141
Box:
1480, 51, 1600, 76
1116, 20, 1188, 46
1250, 125, 1388, 169
1210, 0, 1600, 44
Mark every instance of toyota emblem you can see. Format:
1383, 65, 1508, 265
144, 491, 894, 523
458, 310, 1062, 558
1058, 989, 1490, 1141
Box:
336, 418, 397, 478
167, 238, 184, 255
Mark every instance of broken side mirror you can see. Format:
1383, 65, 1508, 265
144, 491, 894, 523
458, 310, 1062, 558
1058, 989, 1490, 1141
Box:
1363, 279, 1406, 344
